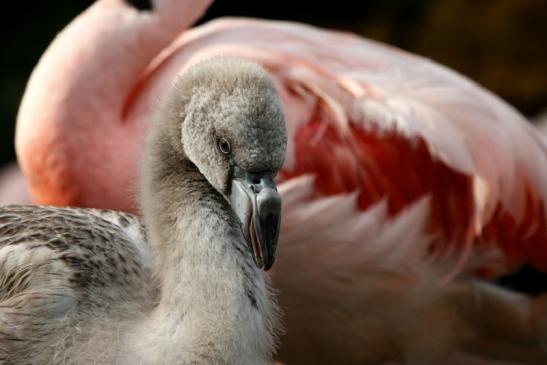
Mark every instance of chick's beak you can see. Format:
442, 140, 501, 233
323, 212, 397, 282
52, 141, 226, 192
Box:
229, 166, 281, 270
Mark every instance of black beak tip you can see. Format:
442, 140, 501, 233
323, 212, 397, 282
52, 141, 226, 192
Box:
256, 188, 281, 271
264, 257, 275, 271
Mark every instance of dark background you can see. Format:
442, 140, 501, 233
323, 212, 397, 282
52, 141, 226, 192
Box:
0, 0, 546, 292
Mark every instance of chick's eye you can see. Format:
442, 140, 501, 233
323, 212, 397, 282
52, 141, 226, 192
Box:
217, 138, 231, 155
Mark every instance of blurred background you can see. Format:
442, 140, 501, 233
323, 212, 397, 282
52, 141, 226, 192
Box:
0, 0, 546, 290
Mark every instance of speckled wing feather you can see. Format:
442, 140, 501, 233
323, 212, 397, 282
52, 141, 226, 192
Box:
0, 205, 152, 361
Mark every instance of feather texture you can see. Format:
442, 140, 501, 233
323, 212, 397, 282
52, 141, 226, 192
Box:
0, 205, 153, 363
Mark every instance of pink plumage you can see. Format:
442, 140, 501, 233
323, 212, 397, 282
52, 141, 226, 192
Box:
15, 0, 547, 363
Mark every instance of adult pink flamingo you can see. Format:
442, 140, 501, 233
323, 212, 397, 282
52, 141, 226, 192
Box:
15, 0, 547, 363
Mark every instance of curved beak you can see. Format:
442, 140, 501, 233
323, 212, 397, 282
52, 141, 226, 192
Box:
230, 166, 281, 271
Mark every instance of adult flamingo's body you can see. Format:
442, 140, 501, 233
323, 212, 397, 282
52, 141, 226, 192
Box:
16, 0, 547, 363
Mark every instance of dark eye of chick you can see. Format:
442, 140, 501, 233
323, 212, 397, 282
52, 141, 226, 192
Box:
217, 138, 231, 155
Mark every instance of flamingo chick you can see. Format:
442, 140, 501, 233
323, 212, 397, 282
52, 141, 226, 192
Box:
0, 57, 285, 364
14, 0, 547, 364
